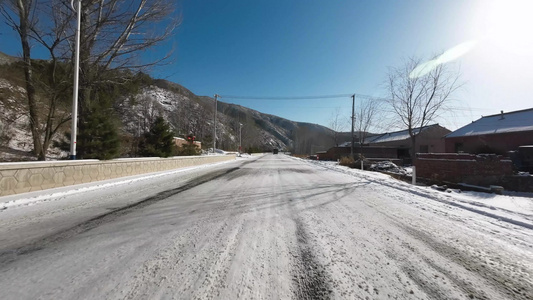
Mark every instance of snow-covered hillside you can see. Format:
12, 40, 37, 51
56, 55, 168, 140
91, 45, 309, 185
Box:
116, 80, 335, 154
1, 57, 336, 161
0, 78, 36, 160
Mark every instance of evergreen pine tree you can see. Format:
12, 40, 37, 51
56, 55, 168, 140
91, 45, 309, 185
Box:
139, 116, 175, 157
76, 101, 121, 160
54, 100, 121, 160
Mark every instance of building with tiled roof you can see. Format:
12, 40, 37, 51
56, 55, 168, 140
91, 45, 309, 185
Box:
445, 108, 533, 154
367, 124, 451, 156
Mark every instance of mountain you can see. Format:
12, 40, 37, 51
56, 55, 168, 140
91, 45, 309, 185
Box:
0, 52, 19, 65
118, 79, 336, 154
0, 52, 337, 160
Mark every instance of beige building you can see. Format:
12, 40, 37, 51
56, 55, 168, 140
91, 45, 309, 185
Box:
366, 124, 451, 156
174, 137, 202, 149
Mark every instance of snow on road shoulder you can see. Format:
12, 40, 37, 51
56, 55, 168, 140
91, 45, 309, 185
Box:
290, 156, 533, 230
0, 156, 245, 211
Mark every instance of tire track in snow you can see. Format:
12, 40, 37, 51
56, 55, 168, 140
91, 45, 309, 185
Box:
291, 218, 332, 300
357, 190, 531, 299
119, 163, 258, 299
0, 165, 246, 267
380, 236, 491, 300
362, 176, 533, 230
396, 224, 533, 300
122, 218, 246, 300
299, 158, 533, 231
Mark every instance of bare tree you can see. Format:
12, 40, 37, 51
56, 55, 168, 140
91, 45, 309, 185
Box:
354, 97, 380, 156
0, 120, 12, 147
328, 107, 347, 147
137, 95, 164, 134
71, 0, 179, 158
387, 56, 461, 161
75, 0, 179, 89
30, 1, 75, 159
173, 99, 198, 137
1, 0, 178, 159
2, 1, 73, 160
1, 0, 42, 158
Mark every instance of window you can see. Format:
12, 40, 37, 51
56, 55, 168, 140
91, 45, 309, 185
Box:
455, 142, 464, 153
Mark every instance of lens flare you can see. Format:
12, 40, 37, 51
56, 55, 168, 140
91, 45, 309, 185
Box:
409, 40, 478, 79
409, 59, 440, 79
436, 40, 478, 64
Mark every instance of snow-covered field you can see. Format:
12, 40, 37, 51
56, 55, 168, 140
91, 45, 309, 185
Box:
0, 154, 532, 299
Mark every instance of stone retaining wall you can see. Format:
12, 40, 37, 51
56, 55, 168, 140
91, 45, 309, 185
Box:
0, 155, 235, 196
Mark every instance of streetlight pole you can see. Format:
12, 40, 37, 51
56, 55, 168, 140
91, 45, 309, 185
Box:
351, 94, 355, 159
213, 94, 218, 154
70, 0, 81, 160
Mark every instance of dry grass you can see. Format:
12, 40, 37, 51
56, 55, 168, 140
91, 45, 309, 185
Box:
339, 156, 355, 167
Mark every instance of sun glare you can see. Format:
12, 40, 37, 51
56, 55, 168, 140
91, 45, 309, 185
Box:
411, 0, 533, 79
483, 0, 533, 55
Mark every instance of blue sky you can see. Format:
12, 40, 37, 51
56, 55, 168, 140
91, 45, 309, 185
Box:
1, 0, 532, 131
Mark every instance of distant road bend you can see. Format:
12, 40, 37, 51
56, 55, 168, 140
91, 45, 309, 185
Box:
0, 154, 531, 299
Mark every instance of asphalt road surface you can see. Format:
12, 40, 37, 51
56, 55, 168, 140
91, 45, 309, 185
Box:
0, 154, 532, 299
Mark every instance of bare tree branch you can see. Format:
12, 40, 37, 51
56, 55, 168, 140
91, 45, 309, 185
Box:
386, 55, 462, 161
328, 107, 347, 147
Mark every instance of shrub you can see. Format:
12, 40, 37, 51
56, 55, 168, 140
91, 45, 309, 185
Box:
177, 143, 200, 156
139, 116, 174, 158
339, 156, 355, 167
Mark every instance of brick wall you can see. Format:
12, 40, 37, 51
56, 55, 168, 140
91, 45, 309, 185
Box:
320, 146, 398, 161
0, 155, 234, 196
414, 153, 513, 186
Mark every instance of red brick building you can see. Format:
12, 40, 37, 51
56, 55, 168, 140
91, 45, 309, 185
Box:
319, 124, 450, 165
445, 108, 533, 154
366, 124, 450, 156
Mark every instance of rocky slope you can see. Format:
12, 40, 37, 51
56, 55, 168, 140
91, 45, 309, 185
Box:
122, 79, 337, 154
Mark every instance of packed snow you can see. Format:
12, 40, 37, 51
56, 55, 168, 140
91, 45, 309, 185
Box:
0, 154, 531, 300
298, 158, 533, 229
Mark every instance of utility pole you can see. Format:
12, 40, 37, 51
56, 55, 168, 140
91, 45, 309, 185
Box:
69, 0, 81, 160
213, 94, 218, 154
239, 123, 243, 155
351, 94, 355, 159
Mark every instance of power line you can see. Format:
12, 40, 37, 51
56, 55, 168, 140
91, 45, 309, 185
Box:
218, 93, 395, 103
446, 106, 497, 112
353, 93, 390, 102
218, 94, 353, 100
218, 93, 493, 113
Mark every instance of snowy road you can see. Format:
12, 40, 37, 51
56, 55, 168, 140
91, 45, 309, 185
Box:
0, 154, 532, 299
